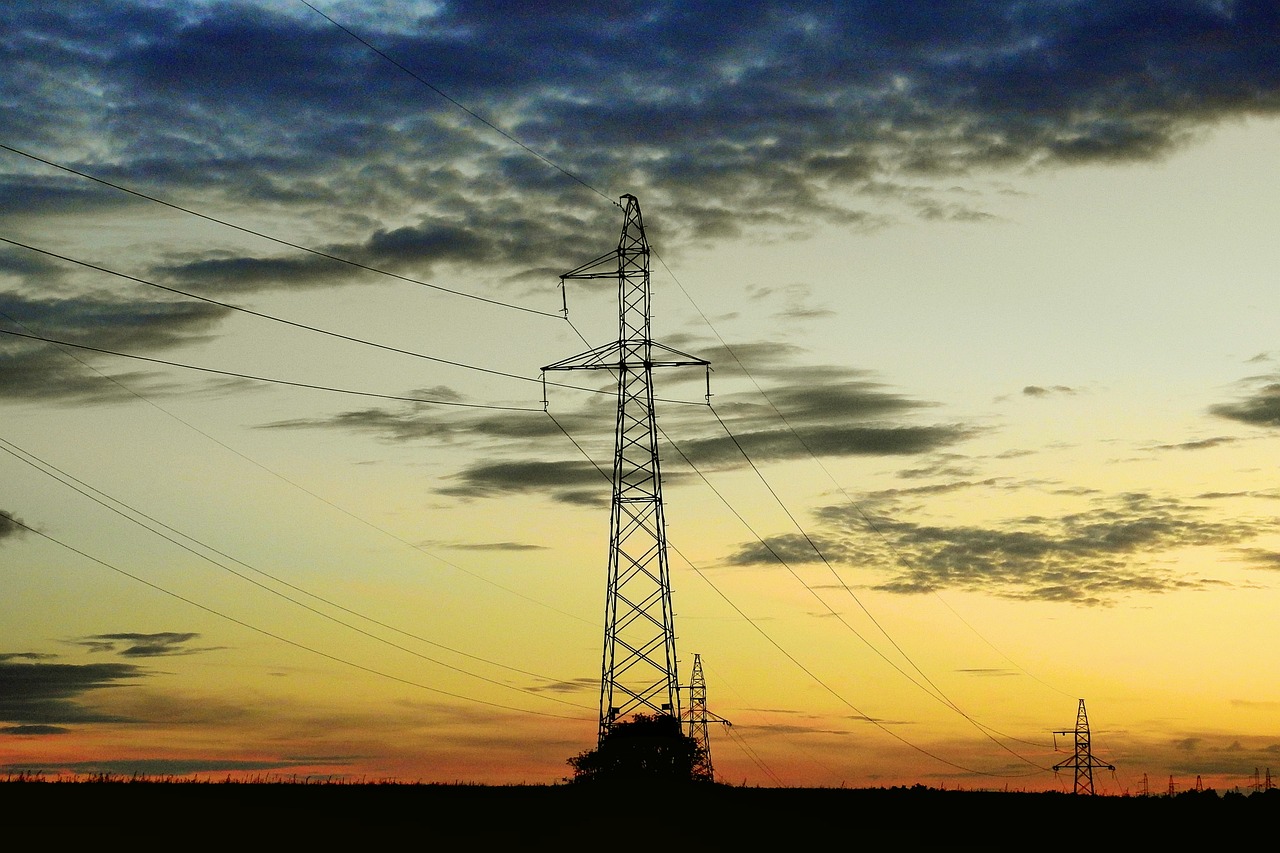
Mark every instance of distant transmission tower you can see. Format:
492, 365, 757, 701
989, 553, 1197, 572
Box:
543, 194, 709, 745
1053, 699, 1115, 795
682, 653, 731, 782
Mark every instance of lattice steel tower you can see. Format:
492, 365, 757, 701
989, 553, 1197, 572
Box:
1053, 698, 1115, 795
683, 653, 730, 782
543, 195, 709, 745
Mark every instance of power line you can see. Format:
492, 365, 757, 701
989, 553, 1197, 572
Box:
0, 142, 562, 319
545, 406, 1040, 779
646, 251, 1072, 737
700, 405, 1053, 765
5, 514, 587, 721
2, 306, 597, 630
0, 235, 606, 397
292, 1, 614, 206
0, 326, 541, 412
4, 236, 711, 409
0, 436, 592, 711
552, 300, 1048, 774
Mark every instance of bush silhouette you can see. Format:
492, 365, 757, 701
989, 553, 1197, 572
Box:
567, 713, 705, 784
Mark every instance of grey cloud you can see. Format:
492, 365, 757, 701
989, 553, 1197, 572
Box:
437, 459, 606, 503
728, 533, 857, 568
526, 677, 596, 696
729, 492, 1272, 605
1, 724, 70, 735
1236, 548, 1280, 571
0, 659, 147, 726
672, 365, 972, 466
4, 1, 1278, 286
260, 403, 566, 443
154, 199, 623, 298
1210, 382, 1280, 428
1154, 436, 1239, 451
154, 252, 356, 294
894, 454, 981, 481
445, 541, 549, 552
1023, 385, 1077, 397
0, 509, 27, 541
0, 290, 231, 402
78, 632, 209, 658
680, 423, 973, 467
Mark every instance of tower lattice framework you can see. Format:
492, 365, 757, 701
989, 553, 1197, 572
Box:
683, 653, 730, 782
1053, 698, 1115, 795
543, 194, 709, 745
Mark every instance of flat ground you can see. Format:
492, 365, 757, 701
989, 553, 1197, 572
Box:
7, 781, 1275, 842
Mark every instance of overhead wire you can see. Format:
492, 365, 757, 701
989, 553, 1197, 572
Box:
0, 436, 592, 711
544, 197, 1059, 759
701, 405, 1053, 761
552, 283, 1052, 772
0, 326, 541, 412
292, 1, 615, 207
4, 515, 586, 721
655, 250, 1070, 702
0, 236, 550, 386
545, 396, 1045, 778
0, 305, 598, 631
1, 236, 708, 408
5, 1, 1069, 783
0, 142, 561, 319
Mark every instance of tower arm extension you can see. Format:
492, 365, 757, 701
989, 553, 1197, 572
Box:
560, 249, 622, 280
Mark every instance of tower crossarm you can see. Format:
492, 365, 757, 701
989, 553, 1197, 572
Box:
543, 194, 710, 745
541, 341, 708, 373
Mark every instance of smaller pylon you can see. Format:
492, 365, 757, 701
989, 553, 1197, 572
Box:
682, 654, 730, 783
1053, 699, 1115, 795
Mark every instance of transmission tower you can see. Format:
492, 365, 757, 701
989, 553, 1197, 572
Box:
543, 194, 709, 745
1053, 699, 1115, 795
682, 653, 731, 782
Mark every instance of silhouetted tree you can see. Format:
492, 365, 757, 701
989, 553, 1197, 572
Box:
567, 713, 706, 785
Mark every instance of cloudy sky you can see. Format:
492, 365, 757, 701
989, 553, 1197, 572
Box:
3, 0, 1279, 791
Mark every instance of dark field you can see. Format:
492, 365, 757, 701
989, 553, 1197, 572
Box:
7, 780, 1277, 843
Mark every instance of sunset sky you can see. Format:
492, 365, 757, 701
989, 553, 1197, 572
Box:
3, 1, 1280, 793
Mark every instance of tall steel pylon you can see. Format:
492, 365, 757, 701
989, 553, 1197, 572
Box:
683, 653, 730, 782
542, 194, 709, 745
1053, 698, 1115, 795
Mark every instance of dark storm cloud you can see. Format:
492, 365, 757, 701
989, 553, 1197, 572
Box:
729, 492, 1272, 605
0, 659, 146, 726
0, 289, 231, 401
5, 0, 1279, 290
